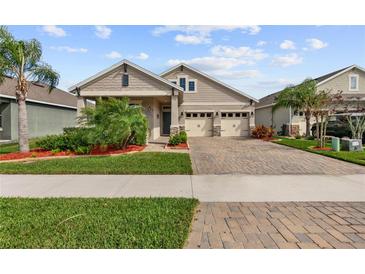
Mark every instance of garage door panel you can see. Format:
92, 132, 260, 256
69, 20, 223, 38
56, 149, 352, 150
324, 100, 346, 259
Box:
221, 112, 249, 137
185, 113, 213, 137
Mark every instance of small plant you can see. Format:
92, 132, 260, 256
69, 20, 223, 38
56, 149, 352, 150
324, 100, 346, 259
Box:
169, 133, 182, 146
51, 148, 61, 155
179, 131, 188, 144
251, 125, 275, 139
306, 136, 315, 140
31, 152, 37, 158
295, 135, 302, 139
74, 146, 91, 155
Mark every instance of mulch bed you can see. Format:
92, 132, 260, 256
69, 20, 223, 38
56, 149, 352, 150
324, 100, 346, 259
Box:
165, 143, 189, 149
310, 146, 333, 151
0, 145, 145, 161
90, 145, 145, 155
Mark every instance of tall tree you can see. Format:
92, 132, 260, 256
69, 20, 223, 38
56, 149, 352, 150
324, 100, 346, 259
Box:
274, 79, 318, 137
0, 26, 60, 152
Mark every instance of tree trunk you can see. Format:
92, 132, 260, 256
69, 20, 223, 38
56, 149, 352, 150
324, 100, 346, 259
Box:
315, 115, 320, 146
18, 97, 30, 152
305, 112, 311, 137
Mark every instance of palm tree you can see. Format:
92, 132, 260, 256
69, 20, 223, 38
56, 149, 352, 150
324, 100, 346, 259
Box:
82, 98, 148, 149
0, 26, 60, 152
273, 79, 318, 137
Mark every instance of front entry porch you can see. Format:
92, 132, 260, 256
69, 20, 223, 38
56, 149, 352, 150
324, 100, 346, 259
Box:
77, 94, 180, 141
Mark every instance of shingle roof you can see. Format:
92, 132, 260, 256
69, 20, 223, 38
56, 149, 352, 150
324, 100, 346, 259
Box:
0, 77, 77, 109
313, 65, 352, 84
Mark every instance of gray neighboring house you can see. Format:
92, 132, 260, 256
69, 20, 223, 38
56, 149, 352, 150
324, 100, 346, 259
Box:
70, 59, 257, 141
255, 65, 365, 135
0, 76, 77, 141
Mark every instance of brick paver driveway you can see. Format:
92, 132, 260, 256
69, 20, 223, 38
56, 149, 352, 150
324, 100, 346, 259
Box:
189, 137, 365, 175
186, 202, 365, 249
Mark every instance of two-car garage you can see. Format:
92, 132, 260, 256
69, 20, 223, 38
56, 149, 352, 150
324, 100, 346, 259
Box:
184, 112, 249, 137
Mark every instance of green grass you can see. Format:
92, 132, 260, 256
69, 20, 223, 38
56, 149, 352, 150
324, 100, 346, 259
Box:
0, 152, 193, 174
0, 139, 38, 154
274, 137, 365, 166
0, 197, 198, 248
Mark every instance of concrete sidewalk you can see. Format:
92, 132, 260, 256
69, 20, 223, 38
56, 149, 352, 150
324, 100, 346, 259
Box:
1, 174, 364, 202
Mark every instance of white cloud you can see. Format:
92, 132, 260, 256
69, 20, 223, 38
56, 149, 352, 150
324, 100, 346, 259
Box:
257, 78, 294, 87
136, 52, 149, 60
272, 53, 303, 67
42, 25, 66, 37
50, 46, 88, 53
280, 40, 296, 50
95, 26, 112, 39
167, 56, 250, 71
175, 34, 211, 45
153, 25, 261, 45
105, 51, 122, 59
211, 45, 267, 60
257, 40, 267, 46
306, 38, 328, 50
210, 69, 261, 79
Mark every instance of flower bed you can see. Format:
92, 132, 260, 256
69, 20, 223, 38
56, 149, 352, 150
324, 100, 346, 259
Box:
0, 149, 73, 161
165, 143, 189, 150
310, 146, 333, 151
90, 145, 145, 155
0, 145, 145, 161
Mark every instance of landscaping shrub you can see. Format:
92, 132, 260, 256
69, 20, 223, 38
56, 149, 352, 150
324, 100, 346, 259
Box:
36, 128, 93, 154
169, 133, 182, 146
35, 135, 67, 151
295, 135, 302, 139
251, 125, 274, 139
74, 146, 91, 155
306, 136, 315, 140
179, 131, 188, 143
82, 98, 148, 149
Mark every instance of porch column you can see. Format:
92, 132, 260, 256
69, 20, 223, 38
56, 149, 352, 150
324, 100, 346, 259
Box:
170, 93, 179, 135
76, 96, 87, 126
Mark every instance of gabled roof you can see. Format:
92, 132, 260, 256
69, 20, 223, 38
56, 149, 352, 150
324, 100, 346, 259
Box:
256, 64, 365, 108
0, 77, 77, 109
315, 64, 365, 86
69, 59, 184, 92
160, 63, 259, 102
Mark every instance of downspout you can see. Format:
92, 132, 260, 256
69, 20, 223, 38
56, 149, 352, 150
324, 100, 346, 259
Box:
289, 106, 292, 135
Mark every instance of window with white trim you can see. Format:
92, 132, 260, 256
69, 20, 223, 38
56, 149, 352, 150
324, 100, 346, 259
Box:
349, 74, 359, 91
188, 80, 197, 92
179, 77, 186, 91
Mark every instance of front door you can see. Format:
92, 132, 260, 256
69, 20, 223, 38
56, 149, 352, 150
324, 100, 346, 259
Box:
162, 111, 171, 135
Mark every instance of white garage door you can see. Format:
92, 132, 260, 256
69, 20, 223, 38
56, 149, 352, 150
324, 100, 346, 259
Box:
185, 112, 213, 137
221, 112, 249, 137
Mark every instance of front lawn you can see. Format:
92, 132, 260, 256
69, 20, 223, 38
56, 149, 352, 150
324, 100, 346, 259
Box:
0, 197, 198, 248
274, 137, 365, 166
0, 139, 38, 154
0, 152, 193, 174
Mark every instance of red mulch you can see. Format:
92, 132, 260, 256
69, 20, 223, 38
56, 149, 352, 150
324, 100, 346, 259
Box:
0, 149, 74, 161
166, 143, 189, 149
90, 145, 145, 155
311, 146, 333, 151
0, 145, 145, 161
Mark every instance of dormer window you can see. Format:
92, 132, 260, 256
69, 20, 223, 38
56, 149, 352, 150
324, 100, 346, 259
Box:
349, 74, 359, 91
122, 73, 129, 87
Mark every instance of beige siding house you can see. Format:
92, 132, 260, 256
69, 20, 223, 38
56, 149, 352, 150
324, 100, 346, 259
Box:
255, 65, 365, 135
70, 60, 257, 141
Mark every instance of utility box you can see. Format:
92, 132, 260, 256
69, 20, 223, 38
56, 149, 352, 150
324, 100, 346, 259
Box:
331, 137, 340, 152
341, 138, 363, 152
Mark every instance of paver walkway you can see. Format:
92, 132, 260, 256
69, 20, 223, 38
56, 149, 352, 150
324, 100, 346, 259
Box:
186, 202, 365, 249
188, 137, 365, 175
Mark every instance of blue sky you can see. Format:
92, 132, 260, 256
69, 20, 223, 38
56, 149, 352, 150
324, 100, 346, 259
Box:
7, 25, 365, 99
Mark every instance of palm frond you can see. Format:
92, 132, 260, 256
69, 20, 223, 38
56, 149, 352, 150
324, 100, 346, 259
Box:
28, 63, 60, 92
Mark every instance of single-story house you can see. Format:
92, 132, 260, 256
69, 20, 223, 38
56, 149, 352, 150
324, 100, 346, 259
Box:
255, 64, 365, 135
0, 76, 77, 141
70, 60, 257, 141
